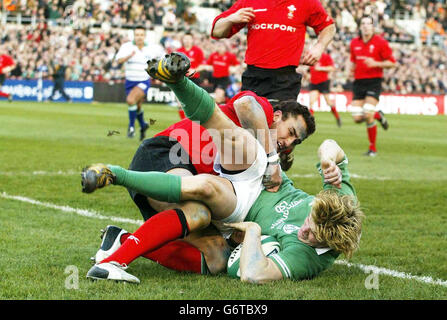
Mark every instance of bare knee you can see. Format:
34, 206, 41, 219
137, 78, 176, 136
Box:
182, 201, 211, 230
126, 96, 137, 106
188, 175, 220, 202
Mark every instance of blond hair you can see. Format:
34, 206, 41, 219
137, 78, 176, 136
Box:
311, 190, 364, 259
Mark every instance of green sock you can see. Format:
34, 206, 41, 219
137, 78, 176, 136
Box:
167, 77, 215, 124
108, 166, 181, 203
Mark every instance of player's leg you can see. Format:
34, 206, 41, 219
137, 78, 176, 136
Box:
125, 85, 145, 138
92, 224, 231, 276
322, 92, 341, 127
351, 99, 366, 124
309, 90, 318, 116
363, 96, 379, 156
0, 74, 11, 99
143, 226, 232, 275
147, 53, 258, 172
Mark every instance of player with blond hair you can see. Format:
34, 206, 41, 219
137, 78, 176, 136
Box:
83, 53, 363, 284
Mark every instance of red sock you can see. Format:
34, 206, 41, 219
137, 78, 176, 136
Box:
367, 123, 377, 152
374, 112, 382, 120
118, 230, 203, 274
330, 106, 340, 119
0, 91, 9, 98
101, 209, 189, 265
309, 108, 314, 116
178, 109, 186, 119
143, 240, 203, 274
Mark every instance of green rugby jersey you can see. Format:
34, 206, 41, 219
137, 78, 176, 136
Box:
245, 157, 356, 280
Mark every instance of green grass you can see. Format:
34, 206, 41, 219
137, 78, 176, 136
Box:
0, 101, 446, 300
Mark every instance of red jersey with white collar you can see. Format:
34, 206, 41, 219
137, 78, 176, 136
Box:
309, 52, 334, 84
178, 46, 204, 79
156, 91, 274, 174
206, 51, 240, 78
350, 34, 396, 80
211, 0, 334, 69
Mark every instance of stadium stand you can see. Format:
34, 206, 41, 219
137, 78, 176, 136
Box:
1, 0, 446, 95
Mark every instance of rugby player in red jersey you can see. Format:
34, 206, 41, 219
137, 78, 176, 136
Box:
309, 51, 341, 127
176, 32, 206, 119
350, 15, 397, 156
82, 53, 361, 284
200, 41, 240, 104
211, 0, 336, 102
83, 53, 315, 277
0, 46, 15, 102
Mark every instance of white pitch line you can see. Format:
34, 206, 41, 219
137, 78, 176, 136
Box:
1, 191, 447, 288
0, 191, 143, 226
0, 170, 79, 176
335, 260, 447, 287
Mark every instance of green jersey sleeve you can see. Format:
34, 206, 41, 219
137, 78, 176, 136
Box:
316, 156, 357, 199
268, 241, 338, 280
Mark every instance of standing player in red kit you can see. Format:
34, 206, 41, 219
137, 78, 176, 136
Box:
210, 0, 336, 102
350, 15, 397, 157
309, 51, 341, 127
176, 32, 205, 119
202, 41, 240, 104
0, 46, 15, 102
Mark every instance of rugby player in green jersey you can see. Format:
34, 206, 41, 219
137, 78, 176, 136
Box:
83, 53, 363, 284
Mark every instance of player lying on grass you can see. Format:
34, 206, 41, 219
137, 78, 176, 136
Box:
85, 53, 314, 279
82, 53, 364, 284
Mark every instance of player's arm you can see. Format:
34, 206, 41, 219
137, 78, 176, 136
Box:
117, 51, 135, 64
364, 58, 397, 69
115, 45, 135, 64
212, 7, 255, 38
225, 222, 283, 284
317, 139, 345, 188
301, 24, 336, 66
315, 65, 335, 72
233, 95, 282, 191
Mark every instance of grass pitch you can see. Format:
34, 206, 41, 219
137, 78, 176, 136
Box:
0, 100, 446, 300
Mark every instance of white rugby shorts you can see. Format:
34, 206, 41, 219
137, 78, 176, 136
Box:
212, 140, 267, 238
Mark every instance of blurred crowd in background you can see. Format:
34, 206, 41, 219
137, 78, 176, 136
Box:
1, 0, 447, 95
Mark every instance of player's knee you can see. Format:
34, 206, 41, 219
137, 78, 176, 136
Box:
183, 202, 211, 229
126, 95, 137, 106
191, 175, 220, 202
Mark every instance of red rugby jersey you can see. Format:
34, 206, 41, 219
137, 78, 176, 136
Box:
206, 51, 240, 78
156, 91, 274, 175
211, 0, 334, 69
309, 52, 334, 84
350, 35, 396, 79
0, 54, 14, 74
177, 46, 204, 79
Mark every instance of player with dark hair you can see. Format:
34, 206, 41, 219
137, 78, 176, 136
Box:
115, 25, 165, 140
309, 51, 341, 127
211, 0, 336, 102
349, 15, 397, 156
82, 53, 363, 284
0, 45, 15, 102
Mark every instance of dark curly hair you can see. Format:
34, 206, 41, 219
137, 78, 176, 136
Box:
272, 100, 316, 142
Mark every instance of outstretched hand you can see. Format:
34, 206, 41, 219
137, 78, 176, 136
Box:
321, 159, 342, 189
